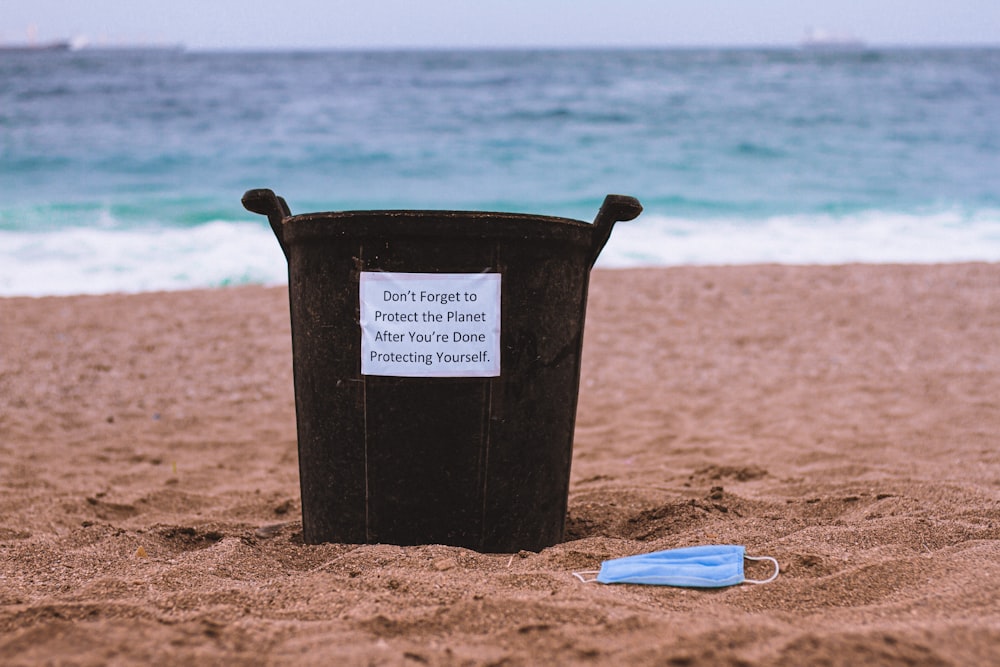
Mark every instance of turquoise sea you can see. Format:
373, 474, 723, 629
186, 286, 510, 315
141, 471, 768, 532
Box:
2, 47, 998, 295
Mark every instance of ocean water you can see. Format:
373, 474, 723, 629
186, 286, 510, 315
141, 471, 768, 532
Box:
2, 47, 999, 296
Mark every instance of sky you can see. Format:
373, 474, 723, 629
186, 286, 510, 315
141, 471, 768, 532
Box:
2, 0, 998, 50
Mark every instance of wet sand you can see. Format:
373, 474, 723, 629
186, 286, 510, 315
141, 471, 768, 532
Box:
2, 263, 999, 665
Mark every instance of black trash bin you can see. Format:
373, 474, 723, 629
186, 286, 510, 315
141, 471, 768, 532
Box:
243, 189, 641, 553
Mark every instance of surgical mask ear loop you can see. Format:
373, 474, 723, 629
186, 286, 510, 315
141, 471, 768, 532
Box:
743, 555, 780, 584
572, 570, 599, 583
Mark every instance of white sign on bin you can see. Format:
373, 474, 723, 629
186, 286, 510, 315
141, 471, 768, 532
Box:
360, 272, 501, 377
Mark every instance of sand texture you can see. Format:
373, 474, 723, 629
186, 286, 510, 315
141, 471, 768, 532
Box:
2, 264, 999, 665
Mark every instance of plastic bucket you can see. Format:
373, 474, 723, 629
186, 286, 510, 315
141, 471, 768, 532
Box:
243, 188, 641, 552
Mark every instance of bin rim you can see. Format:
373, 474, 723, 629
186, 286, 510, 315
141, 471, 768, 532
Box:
243, 188, 642, 265
281, 209, 598, 245
291, 208, 591, 226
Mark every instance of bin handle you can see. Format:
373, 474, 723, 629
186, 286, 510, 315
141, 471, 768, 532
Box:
242, 188, 292, 260
589, 195, 642, 267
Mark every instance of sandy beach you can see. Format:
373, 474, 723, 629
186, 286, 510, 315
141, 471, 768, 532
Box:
2, 263, 999, 666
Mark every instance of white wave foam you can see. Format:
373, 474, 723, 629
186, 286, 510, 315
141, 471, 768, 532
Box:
597, 209, 1000, 268
2, 210, 999, 296
0, 222, 287, 297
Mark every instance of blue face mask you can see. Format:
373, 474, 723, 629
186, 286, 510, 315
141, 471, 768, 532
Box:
573, 545, 779, 588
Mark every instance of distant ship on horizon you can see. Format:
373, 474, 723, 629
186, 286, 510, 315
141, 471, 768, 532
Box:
0, 40, 70, 53
1, 26, 182, 54
0, 24, 72, 53
0, 38, 185, 54
800, 28, 866, 50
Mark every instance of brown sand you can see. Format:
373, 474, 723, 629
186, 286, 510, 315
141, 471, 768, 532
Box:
2, 263, 999, 666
